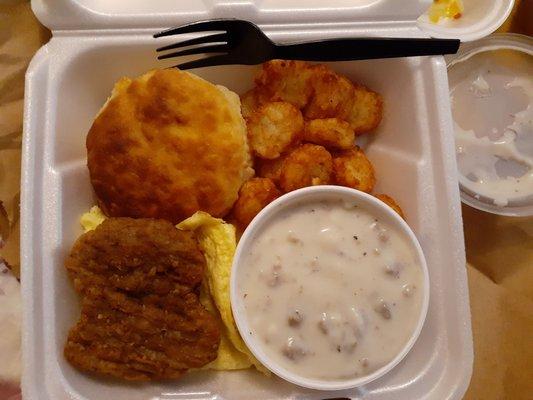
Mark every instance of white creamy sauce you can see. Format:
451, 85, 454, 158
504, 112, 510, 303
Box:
450, 49, 533, 207
240, 200, 423, 380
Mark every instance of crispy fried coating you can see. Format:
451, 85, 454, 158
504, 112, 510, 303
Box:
233, 178, 281, 228
64, 218, 220, 381
87, 69, 252, 224
247, 102, 304, 159
304, 118, 355, 150
240, 88, 263, 120
375, 194, 405, 220
254, 155, 288, 184
348, 85, 383, 134
304, 66, 355, 120
279, 144, 333, 192
254, 60, 314, 109
332, 147, 376, 193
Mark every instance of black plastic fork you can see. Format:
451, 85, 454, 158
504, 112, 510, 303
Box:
154, 19, 460, 70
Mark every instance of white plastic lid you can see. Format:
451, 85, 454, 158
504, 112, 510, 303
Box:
447, 34, 533, 216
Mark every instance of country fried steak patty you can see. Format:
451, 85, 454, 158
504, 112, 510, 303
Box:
64, 218, 220, 381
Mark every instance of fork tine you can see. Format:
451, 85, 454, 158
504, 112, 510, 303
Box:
154, 19, 235, 38
173, 54, 234, 70
156, 33, 227, 52
158, 44, 228, 61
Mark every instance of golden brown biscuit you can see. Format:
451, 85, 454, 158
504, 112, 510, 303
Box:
87, 69, 253, 224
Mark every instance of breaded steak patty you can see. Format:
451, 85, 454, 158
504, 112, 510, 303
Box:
64, 218, 220, 381
87, 69, 253, 224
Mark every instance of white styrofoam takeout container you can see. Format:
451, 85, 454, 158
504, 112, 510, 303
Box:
22, 1, 473, 399
231, 186, 431, 390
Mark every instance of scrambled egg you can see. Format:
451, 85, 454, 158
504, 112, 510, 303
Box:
428, 0, 464, 23
80, 206, 106, 232
80, 207, 268, 374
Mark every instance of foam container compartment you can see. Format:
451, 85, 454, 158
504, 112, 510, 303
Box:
22, 1, 473, 399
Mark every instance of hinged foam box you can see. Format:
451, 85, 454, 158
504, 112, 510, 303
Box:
22, 1, 473, 399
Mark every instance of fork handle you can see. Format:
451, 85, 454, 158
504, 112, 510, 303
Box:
274, 37, 460, 61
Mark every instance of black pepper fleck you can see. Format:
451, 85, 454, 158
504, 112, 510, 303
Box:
363, 252, 367, 256
243, 293, 248, 298
353, 235, 358, 240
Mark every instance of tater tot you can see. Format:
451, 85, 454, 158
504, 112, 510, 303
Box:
247, 102, 304, 159
240, 88, 263, 120
279, 144, 333, 192
254, 60, 314, 109
304, 118, 355, 150
348, 85, 383, 134
233, 178, 281, 228
332, 147, 376, 193
304, 67, 355, 120
375, 194, 405, 220
255, 155, 286, 184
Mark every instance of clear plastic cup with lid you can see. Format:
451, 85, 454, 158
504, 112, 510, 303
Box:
446, 33, 533, 216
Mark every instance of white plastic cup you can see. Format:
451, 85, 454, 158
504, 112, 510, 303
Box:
230, 186, 430, 390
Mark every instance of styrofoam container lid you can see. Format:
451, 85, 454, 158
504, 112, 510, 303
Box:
32, 0, 510, 42
446, 33, 533, 216
31, 0, 432, 32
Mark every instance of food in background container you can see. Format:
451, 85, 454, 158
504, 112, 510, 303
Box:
417, 0, 514, 42
428, 0, 463, 23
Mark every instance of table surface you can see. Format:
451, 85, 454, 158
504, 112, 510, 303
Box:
0, 1, 531, 399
